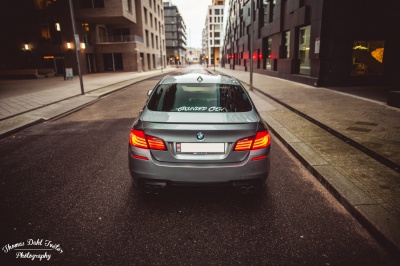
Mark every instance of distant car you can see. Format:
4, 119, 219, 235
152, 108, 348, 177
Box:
128, 73, 271, 195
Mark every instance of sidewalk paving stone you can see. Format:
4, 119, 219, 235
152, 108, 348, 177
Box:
213, 67, 400, 253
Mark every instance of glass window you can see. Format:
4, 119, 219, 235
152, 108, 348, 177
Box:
263, 37, 272, 70
298, 25, 310, 75
144, 7, 147, 24
351, 41, 384, 76
215, 9, 220, 15
126, 0, 132, 12
263, 0, 268, 26
284, 31, 290, 58
40, 25, 51, 44
147, 83, 253, 112
80, 0, 104, 8
150, 13, 153, 27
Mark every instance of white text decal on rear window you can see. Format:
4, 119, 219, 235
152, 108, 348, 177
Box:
176, 106, 227, 112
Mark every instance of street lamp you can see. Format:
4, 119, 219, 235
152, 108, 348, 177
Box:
68, 0, 84, 95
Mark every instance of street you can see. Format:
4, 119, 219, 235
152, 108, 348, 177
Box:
0, 66, 396, 265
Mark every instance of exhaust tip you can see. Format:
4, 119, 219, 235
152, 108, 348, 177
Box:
238, 186, 257, 195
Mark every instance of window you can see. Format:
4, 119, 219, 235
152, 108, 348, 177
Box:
144, 8, 148, 24
145, 30, 149, 47
151, 33, 154, 48
156, 35, 159, 49
283, 31, 290, 58
215, 9, 220, 15
40, 25, 51, 44
215, 32, 220, 38
351, 41, 385, 76
298, 25, 311, 75
150, 13, 153, 28
147, 83, 253, 113
126, 0, 132, 13
80, 0, 104, 8
112, 28, 130, 42
263, 37, 272, 70
263, 0, 269, 26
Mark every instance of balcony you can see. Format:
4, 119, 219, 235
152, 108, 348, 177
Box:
97, 35, 143, 44
75, 1, 136, 24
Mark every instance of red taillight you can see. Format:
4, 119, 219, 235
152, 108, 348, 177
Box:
147, 136, 167, 150
234, 131, 270, 151
129, 130, 167, 151
234, 137, 254, 151
130, 130, 148, 149
252, 131, 270, 150
131, 154, 149, 160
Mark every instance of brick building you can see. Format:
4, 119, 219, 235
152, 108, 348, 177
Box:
0, 0, 166, 76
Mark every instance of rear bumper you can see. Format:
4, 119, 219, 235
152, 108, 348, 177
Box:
128, 148, 270, 187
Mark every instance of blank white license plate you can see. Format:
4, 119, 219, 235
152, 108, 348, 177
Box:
177, 143, 224, 154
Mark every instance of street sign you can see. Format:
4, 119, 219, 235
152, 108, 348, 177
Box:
65, 68, 73, 79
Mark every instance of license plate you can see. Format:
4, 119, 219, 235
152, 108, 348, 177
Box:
177, 143, 224, 154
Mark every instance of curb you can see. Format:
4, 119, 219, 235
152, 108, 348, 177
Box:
211, 69, 400, 257
0, 69, 175, 139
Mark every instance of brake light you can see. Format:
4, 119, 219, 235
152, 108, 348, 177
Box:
130, 130, 148, 149
234, 137, 254, 151
129, 129, 167, 151
252, 131, 270, 150
147, 136, 167, 150
234, 130, 270, 151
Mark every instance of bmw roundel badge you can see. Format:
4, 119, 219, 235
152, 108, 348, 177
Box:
196, 132, 205, 141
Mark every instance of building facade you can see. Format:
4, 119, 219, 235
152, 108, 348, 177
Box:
0, 0, 166, 76
163, 1, 187, 65
203, 0, 226, 67
222, 0, 400, 87
185, 48, 202, 64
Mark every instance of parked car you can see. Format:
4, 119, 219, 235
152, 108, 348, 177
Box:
128, 73, 271, 195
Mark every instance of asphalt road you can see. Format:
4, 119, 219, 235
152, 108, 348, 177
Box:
0, 66, 397, 265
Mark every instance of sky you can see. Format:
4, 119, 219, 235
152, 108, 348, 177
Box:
169, 0, 215, 48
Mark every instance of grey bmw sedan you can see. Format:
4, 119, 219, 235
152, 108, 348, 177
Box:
128, 73, 271, 194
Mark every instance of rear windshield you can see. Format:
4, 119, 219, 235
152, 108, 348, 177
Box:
147, 83, 253, 112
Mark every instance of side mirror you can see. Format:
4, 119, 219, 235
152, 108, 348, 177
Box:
147, 89, 153, 96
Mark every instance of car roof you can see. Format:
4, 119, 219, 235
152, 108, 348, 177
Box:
159, 73, 242, 85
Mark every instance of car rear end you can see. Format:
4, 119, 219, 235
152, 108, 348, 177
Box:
128, 74, 271, 193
